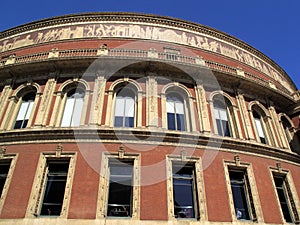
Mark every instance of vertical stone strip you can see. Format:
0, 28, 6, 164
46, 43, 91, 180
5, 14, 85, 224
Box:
268, 105, 283, 148
146, 76, 158, 128
0, 85, 12, 130
90, 75, 106, 125
235, 90, 255, 140
195, 83, 210, 133
35, 78, 56, 127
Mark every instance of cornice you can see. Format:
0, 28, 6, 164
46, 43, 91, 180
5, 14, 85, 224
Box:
0, 12, 296, 90
0, 128, 299, 165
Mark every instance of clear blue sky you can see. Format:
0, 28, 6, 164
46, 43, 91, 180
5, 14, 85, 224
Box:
1, 0, 299, 89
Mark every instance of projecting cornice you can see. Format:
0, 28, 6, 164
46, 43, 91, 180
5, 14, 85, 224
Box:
0, 12, 296, 92
0, 128, 300, 165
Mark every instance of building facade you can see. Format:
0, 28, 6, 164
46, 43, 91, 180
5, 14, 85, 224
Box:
0, 12, 300, 225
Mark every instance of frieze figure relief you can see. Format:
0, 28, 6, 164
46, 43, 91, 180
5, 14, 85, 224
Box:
0, 22, 293, 93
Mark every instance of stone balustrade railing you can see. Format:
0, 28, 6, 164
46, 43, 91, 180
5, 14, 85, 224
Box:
0, 47, 293, 98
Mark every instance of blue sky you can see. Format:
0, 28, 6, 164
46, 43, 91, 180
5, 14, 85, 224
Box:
1, 0, 299, 89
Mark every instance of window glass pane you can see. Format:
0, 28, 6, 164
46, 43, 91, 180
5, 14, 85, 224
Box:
114, 117, 123, 127
22, 120, 29, 128
167, 113, 176, 130
16, 102, 29, 120
219, 108, 228, 121
167, 94, 186, 131
71, 97, 84, 126
125, 117, 134, 127
107, 160, 133, 217
61, 98, 75, 127
115, 97, 125, 117
13, 121, 23, 129
222, 120, 231, 137
166, 101, 175, 113
0, 163, 10, 197
114, 90, 135, 128
172, 164, 196, 219
176, 101, 184, 114
214, 108, 220, 120
216, 119, 223, 135
24, 101, 34, 120
274, 176, 293, 223
254, 118, 265, 138
40, 161, 69, 216
229, 171, 250, 220
177, 114, 186, 131
125, 98, 134, 117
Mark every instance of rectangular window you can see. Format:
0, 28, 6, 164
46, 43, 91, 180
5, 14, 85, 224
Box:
40, 160, 69, 216
172, 163, 198, 219
0, 162, 11, 197
107, 159, 133, 217
229, 170, 255, 220
273, 175, 294, 223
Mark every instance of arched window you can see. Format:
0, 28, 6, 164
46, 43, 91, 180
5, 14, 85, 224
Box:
281, 117, 300, 152
114, 88, 135, 128
253, 111, 268, 144
166, 93, 186, 131
61, 88, 85, 127
213, 100, 231, 137
14, 92, 36, 129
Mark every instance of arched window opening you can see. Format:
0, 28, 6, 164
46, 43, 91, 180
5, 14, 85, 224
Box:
213, 100, 231, 137
61, 88, 85, 127
282, 117, 300, 153
114, 88, 135, 128
14, 92, 36, 129
253, 111, 268, 144
166, 93, 186, 131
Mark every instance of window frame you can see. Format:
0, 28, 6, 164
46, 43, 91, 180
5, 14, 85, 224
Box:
252, 110, 268, 144
39, 160, 70, 216
172, 162, 199, 219
166, 155, 207, 221
97, 152, 140, 220
106, 159, 134, 217
0, 153, 18, 215
13, 92, 36, 129
213, 100, 232, 137
113, 88, 136, 128
269, 166, 300, 224
280, 115, 300, 153
166, 93, 187, 131
228, 169, 253, 220
223, 159, 263, 223
60, 88, 85, 127
26, 152, 76, 218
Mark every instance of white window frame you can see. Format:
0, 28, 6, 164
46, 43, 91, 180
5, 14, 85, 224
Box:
61, 88, 85, 127
252, 110, 269, 145
213, 100, 232, 137
166, 93, 187, 131
113, 88, 136, 128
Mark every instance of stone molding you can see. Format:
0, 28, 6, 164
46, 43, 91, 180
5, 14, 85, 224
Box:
0, 13, 296, 92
